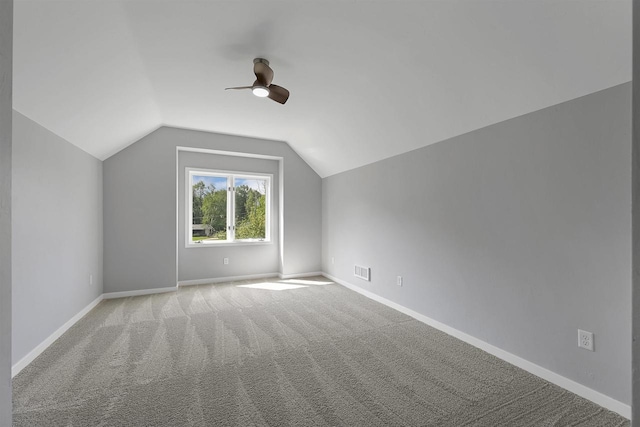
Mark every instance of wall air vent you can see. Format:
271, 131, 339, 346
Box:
354, 265, 371, 281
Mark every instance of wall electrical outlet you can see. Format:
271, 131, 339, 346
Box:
396, 276, 403, 286
223, 258, 229, 265
89, 274, 93, 285
331, 257, 335, 265
578, 329, 594, 351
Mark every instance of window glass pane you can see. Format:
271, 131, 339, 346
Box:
234, 177, 267, 240
192, 175, 228, 243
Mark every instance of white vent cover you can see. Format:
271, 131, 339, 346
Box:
354, 265, 370, 281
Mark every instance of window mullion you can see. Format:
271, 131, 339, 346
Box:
228, 176, 235, 241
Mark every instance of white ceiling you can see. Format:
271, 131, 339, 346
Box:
13, 0, 631, 177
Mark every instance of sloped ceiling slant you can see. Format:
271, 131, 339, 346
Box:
13, 0, 631, 177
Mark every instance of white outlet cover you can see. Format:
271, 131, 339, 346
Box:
578, 329, 594, 351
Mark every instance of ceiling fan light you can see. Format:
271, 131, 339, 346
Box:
252, 86, 270, 97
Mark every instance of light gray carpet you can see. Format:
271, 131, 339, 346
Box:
13, 276, 629, 426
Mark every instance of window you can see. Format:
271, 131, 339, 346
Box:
187, 168, 271, 246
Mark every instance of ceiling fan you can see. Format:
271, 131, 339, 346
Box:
225, 58, 290, 105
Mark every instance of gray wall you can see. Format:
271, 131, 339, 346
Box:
12, 111, 103, 365
632, 0, 639, 421
104, 127, 321, 293
323, 83, 631, 403
178, 151, 279, 281
0, 1, 12, 424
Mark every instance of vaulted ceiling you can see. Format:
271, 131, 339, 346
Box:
13, 0, 631, 177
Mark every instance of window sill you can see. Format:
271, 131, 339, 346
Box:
186, 240, 273, 249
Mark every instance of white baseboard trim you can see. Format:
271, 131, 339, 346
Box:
323, 273, 631, 420
103, 286, 177, 299
176, 271, 325, 286
278, 271, 323, 280
12, 294, 104, 378
178, 273, 280, 287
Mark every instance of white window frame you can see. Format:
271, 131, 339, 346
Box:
186, 168, 272, 247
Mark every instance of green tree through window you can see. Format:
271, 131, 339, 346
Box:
235, 180, 267, 239
188, 170, 270, 244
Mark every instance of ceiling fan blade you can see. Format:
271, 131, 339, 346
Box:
267, 85, 290, 104
254, 60, 274, 86
225, 86, 252, 90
